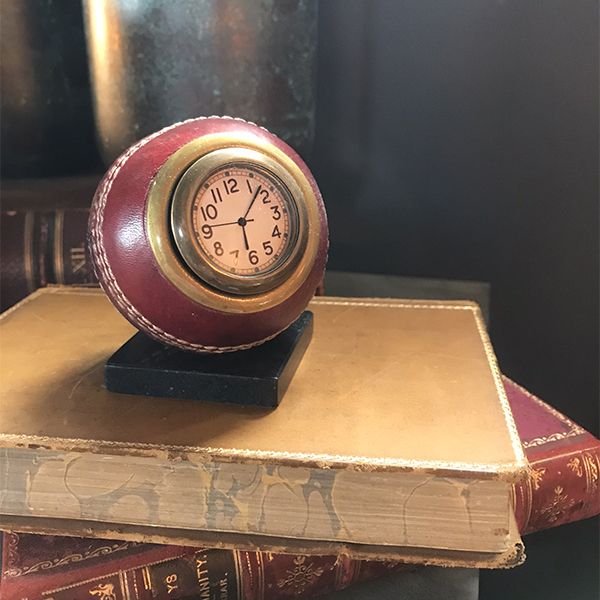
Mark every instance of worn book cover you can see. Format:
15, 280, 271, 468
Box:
2, 376, 596, 598
0, 287, 526, 567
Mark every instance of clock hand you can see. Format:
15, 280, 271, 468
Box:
242, 185, 261, 219
208, 218, 254, 228
241, 224, 250, 251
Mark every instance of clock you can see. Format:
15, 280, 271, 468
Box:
170, 147, 305, 295
89, 117, 328, 353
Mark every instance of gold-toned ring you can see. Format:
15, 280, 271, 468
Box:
170, 147, 306, 295
146, 131, 322, 314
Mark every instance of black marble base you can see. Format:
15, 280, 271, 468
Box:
105, 311, 313, 408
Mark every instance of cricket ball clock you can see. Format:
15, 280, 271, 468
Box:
89, 117, 328, 352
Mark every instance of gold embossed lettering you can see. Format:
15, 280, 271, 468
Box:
194, 557, 211, 600
219, 576, 228, 600
164, 573, 178, 594
70, 246, 87, 274
198, 577, 210, 599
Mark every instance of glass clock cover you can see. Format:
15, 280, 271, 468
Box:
171, 148, 305, 295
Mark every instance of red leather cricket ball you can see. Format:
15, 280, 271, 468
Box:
88, 117, 328, 352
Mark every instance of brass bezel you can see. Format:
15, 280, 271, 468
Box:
170, 148, 306, 295
146, 132, 322, 314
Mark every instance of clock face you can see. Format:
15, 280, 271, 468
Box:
192, 165, 294, 277
171, 150, 305, 296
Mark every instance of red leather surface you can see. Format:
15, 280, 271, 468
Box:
506, 377, 600, 533
1, 531, 404, 600
0, 532, 193, 600
89, 117, 328, 352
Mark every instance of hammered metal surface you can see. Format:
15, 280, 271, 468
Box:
83, 0, 318, 164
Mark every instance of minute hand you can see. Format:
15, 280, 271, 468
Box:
243, 185, 261, 219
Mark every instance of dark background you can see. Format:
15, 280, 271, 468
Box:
0, 0, 597, 598
313, 1, 598, 598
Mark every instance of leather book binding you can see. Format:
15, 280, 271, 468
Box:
506, 377, 600, 533
0, 209, 97, 312
0, 532, 406, 600
0, 211, 45, 312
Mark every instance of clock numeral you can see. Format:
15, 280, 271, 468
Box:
229, 249, 239, 262
214, 241, 224, 256
246, 180, 253, 194
260, 189, 270, 204
201, 204, 218, 221
248, 250, 259, 265
270, 206, 281, 220
201, 224, 212, 239
223, 178, 239, 195
263, 241, 274, 256
210, 188, 223, 204
272, 225, 281, 238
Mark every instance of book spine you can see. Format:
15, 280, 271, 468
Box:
0, 209, 97, 310
20, 549, 404, 600
513, 440, 600, 534
49, 209, 97, 285
0, 211, 47, 312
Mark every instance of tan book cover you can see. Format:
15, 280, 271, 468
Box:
0, 287, 526, 567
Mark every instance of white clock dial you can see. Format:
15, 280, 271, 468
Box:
171, 147, 308, 296
192, 165, 293, 276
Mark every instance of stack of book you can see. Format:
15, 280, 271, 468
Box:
0, 287, 598, 599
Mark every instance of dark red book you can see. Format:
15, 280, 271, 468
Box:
506, 376, 600, 534
0, 211, 47, 312
0, 535, 405, 600
1, 377, 597, 600
0, 209, 97, 312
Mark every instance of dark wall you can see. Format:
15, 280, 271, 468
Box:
314, 4, 598, 596
314, 0, 599, 437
